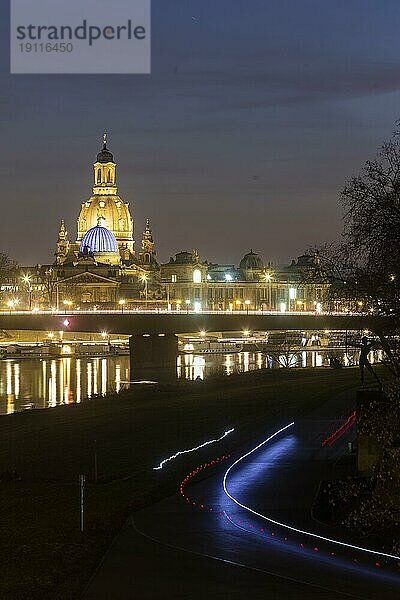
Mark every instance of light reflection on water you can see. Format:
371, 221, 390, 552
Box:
0, 356, 130, 415
177, 349, 382, 380
0, 349, 382, 415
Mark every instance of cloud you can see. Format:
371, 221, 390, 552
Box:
159, 60, 400, 112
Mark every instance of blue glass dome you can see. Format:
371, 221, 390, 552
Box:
80, 225, 118, 254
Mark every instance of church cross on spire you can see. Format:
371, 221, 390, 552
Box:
103, 132, 107, 149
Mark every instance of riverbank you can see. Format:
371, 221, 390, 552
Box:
0, 367, 362, 599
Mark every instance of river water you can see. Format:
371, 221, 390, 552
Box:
0, 349, 381, 415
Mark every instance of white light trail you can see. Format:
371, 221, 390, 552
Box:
154, 428, 235, 471
223, 422, 400, 561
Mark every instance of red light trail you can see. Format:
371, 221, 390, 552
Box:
321, 411, 356, 447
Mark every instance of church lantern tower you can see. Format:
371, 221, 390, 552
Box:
55, 219, 70, 264
92, 133, 117, 196
139, 218, 157, 266
77, 134, 135, 257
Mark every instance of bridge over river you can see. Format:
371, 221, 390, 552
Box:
0, 311, 393, 380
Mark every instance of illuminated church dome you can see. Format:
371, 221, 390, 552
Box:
80, 224, 118, 254
76, 134, 134, 259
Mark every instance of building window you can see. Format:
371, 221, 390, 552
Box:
97, 168, 101, 183
193, 269, 201, 284
171, 274, 177, 283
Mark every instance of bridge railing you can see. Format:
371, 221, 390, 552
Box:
0, 308, 363, 316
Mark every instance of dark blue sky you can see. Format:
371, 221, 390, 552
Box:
2, 0, 400, 265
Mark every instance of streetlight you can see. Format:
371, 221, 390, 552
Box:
185, 299, 191, 314
21, 274, 32, 310
235, 299, 241, 311
141, 274, 148, 306
263, 271, 272, 282
263, 270, 274, 310
63, 299, 72, 314
118, 299, 126, 313
9, 299, 21, 313
245, 299, 251, 315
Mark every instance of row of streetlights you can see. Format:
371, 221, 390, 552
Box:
4, 279, 317, 315
60, 274, 149, 313
4, 272, 151, 313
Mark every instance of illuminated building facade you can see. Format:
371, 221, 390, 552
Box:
49, 136, 160, 308
160, 250, 328, 312
0, 135, 330, 312
162, 251, 209, 312
56, 134, 136, 266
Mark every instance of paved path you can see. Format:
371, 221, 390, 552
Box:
85, 392, 400, 599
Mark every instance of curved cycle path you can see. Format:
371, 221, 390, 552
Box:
85, 392, 400, 599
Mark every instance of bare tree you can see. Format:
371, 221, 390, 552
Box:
266, 333, 301, 368
308, 124, 400, 375
0, 253, 18, 280
310, 125, 400, 552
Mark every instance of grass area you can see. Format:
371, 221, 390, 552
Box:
0, 367, 361, 599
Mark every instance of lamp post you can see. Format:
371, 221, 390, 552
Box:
185, 299, 191, 314
44, 267, 54, 309
21, 274, 32, 310
141, 274, 148, 307
63, 299, 72, 314
264, 270, 273, 311
235, 299, 241, 312
7, 299, 20, 315
245, 299, 251, 315
118, 299, 126, 314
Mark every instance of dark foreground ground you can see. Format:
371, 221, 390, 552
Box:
86, 388, 399, 600
0, 367, 364, 599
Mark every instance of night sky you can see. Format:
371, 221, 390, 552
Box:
2, 0, 400, 266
